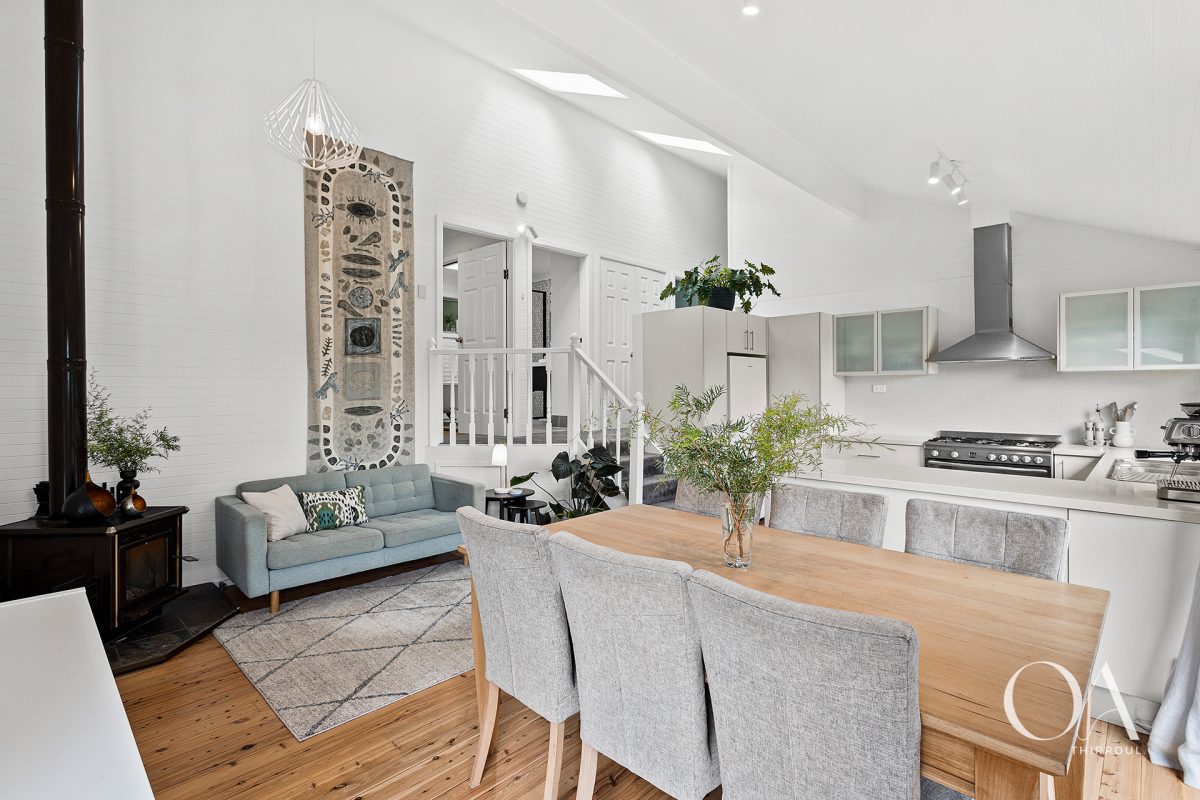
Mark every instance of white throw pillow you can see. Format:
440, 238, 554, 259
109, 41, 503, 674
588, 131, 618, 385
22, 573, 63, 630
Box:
242, 484, 309, 542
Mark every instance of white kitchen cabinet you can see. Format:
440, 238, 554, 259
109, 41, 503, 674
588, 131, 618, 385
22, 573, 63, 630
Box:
1135, 281, 1200, 369
1068, 510, 1200, 709
766, 313, 844, 415
637, 306, 731, 422
833, 312, 876, 375
1058, 289, 1133, 371
833, 307, 937, 376
727, 312, 768, 356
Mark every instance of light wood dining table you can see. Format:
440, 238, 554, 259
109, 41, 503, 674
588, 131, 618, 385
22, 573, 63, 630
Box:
462, 504, 1110, 800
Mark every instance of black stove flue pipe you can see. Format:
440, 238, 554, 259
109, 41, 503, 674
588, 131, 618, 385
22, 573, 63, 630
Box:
44, 0, 88, 518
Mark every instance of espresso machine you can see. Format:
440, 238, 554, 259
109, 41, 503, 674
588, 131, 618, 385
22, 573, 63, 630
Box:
1137, 403, 1200, 502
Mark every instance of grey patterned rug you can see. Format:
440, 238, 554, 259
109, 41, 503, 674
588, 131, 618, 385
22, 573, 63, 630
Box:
214, 561, 473, 740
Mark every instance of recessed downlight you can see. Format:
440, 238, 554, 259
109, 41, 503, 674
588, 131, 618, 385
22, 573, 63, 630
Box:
513, 69, 626, 98
742, 1, 761, 15
634, 131, 731, 155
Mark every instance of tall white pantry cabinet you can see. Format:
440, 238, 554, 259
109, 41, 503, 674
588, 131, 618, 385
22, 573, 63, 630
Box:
636, 306, 844, 421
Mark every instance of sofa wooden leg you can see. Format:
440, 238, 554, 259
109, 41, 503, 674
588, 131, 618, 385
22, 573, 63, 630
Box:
269, 590, 280, 614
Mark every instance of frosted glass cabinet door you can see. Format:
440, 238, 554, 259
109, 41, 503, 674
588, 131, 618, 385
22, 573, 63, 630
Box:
879, 308, 927, 373
1137, 282, 1200, 369
834, 313, 876, 374
1060, 290, 1132, 371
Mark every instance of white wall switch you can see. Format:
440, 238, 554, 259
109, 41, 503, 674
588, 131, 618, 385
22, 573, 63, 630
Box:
417, 284, 427, 298
872, 384, 887, 393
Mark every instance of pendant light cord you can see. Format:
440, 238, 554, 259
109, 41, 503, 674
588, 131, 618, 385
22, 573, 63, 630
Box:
311, 0, 317, 80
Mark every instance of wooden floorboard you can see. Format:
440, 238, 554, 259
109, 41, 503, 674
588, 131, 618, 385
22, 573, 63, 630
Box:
118, 620, 1200, 799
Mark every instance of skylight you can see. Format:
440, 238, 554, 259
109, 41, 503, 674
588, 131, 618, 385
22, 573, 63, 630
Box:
513, 69, 626, 98
634, 131, 730, 156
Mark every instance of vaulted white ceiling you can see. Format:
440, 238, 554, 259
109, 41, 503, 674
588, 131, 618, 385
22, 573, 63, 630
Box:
392, 0, 1200, 244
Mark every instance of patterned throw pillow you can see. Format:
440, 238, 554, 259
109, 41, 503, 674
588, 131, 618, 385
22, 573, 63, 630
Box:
299, 486, 369, 532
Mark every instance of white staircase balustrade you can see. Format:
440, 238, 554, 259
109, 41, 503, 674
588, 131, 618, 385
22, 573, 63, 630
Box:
427, 335, 647, 505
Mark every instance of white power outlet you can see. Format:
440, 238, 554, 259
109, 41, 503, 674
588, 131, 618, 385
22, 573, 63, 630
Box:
872, 384, 887, 393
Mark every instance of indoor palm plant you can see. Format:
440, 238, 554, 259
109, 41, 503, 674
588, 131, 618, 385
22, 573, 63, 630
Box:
642, 385, 868, 568
659, 255, 781, 313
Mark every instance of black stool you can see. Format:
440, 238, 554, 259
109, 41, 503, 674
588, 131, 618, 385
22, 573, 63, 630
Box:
503, 498, 548, 524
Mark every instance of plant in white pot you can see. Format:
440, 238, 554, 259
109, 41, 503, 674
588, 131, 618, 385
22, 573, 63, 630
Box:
642, 385, 870, 568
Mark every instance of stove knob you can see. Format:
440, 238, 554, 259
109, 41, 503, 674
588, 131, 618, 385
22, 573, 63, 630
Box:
1034, 456, 1044, 464
987, 453, 997, 461
950, 451, 960, 458
999, 454, 1008, 462
1022, 456, 1032, 463
930, 449, 940, 458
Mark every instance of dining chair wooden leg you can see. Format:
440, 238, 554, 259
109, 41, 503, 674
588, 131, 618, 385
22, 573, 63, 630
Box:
468, 575, 487, 734
269, 590, 280, 615
469, 681, 500, 788
576, 742, 599, 800
543, 721, 565, 800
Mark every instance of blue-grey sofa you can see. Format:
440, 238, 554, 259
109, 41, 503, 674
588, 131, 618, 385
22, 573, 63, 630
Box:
215, 464, 484, 612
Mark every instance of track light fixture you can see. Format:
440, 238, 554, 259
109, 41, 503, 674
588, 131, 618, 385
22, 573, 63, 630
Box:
927, 152, 969, 204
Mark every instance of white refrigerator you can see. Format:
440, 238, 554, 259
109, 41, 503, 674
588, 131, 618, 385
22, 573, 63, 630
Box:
727, 355, 768, 419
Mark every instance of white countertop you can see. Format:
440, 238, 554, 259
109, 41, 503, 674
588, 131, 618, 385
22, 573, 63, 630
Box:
802, 456, 1200, 524
0, 589, 154, 799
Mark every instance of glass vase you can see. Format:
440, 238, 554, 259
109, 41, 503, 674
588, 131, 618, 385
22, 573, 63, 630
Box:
722, 494, 760, 569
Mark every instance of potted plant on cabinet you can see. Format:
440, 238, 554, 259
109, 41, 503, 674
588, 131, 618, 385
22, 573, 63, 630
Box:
659, 255, 781, 313
87, 373, 181, 511
641, 385, 868, 568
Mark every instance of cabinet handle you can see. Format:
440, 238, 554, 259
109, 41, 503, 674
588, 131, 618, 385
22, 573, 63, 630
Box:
750, 330, 755, 350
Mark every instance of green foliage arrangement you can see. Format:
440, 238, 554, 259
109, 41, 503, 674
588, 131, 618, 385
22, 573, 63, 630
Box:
87, 373, 181, 474
510, 444, 623, 520
659, 255, 781, 313
641, 385, 870, 508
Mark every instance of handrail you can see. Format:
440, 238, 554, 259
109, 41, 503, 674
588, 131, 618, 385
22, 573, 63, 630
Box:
428, 344, 573, 357
571, 340, 634, 409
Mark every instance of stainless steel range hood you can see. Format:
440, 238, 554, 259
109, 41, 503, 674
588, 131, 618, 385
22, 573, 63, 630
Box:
928, 223, 1056, 363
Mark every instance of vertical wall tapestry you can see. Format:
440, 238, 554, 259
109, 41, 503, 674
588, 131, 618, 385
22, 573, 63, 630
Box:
304, 148, 415, 472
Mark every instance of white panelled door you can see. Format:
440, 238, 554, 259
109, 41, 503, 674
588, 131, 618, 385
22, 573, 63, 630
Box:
456, 242, 507, 438
599, 258, 667, 399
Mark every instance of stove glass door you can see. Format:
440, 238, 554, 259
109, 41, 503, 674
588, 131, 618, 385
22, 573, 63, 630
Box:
925, 457, 1053, 478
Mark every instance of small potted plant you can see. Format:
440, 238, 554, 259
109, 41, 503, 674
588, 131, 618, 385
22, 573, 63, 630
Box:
642, 385, 868, 568
87, 373, 181, 508
659, 256, 781, 313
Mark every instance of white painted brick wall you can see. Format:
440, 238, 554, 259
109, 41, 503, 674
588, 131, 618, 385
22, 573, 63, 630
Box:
0, 1, 726, 585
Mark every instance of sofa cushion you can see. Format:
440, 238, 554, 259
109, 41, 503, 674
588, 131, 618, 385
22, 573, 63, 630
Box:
299, 486, 369, 531
266, 525, 384, 570
370, 509, 461, 548
242, 484, 309, 542
239, 471, 346, 500
345, 465, 436, 518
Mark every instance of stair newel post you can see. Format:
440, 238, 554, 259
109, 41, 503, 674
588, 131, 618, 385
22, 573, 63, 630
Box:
585, 372, 595, 449
631, 392, 646, 505
614, 406, 623, 487
568, 334, 582, 456
525, 352, 534, 447
601, 387, 609, 449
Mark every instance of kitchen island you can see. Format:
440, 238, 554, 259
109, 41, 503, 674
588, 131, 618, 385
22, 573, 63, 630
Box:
786, 457, 1200, 730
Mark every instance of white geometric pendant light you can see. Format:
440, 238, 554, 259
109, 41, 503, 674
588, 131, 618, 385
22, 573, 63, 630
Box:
263, 78, 362, 170
262, 0, 362, 171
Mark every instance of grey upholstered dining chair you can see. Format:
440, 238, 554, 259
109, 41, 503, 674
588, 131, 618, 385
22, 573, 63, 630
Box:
455, 507, 578, 799
767, 483, 889, 547
673, 478, 725, 518
687, 569, 966, 800
905, 499, 1069, 581
547, 532, 720, 800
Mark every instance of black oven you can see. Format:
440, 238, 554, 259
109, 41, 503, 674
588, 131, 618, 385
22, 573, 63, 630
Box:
924, 456, 1054, 479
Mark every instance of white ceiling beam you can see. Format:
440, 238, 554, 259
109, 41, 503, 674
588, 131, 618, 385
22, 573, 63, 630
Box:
495, 0, 865, 218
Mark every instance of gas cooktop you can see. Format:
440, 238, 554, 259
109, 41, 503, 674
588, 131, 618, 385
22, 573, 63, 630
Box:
922, 430, 1063, 477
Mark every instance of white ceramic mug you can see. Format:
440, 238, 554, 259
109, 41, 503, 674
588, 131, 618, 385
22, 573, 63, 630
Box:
1110, 421, 1136, 448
